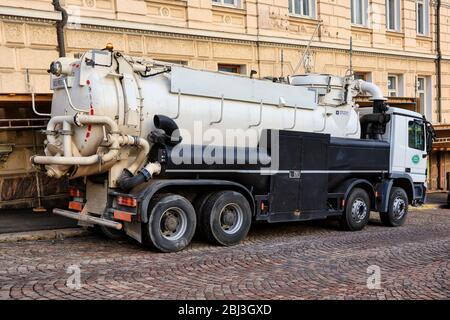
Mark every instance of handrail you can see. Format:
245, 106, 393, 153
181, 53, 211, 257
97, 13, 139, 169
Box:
171, 89, 181, 120
63, 79, 89, 113
249, 101, 264, 129
284, 105, 298, 130
210, 95, 224, 125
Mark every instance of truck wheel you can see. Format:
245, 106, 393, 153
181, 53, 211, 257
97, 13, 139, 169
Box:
199, 191, 252, 246
194, 192, 214, 218
380, 187, 408, 227
145, 194, 196, 253
96, 225, 124, 240
340, 188, 370, 231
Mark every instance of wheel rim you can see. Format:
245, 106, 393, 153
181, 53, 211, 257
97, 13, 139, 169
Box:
351, 198, 368, 223
159, 207, 188, 241
392, 197, 406, 220
219, 203, 244, 235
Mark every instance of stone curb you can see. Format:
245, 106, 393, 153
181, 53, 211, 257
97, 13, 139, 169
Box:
0, 228, 91, 243
413, 204, 445, 211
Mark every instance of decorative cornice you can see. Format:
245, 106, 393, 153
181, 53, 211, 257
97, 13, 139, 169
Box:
0, 7, 448, 62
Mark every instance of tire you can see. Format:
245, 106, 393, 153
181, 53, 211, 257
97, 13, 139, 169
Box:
380, 187, 408, 227
144, 194, 196, 253
96, 225, 124, 240
193, 192, 214, 218
340, 188, 371, 231
199, 191, 252, 246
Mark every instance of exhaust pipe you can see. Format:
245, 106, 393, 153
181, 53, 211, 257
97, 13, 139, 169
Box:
357, 80, 388, 114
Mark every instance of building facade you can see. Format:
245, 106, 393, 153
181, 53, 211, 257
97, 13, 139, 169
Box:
0, 0, 449, 205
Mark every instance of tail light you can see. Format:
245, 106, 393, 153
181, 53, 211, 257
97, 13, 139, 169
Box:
117, 196, 137, 208
69, 187, 84, 198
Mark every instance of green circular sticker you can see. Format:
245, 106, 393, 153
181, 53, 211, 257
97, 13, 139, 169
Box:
412, 155, 420, 165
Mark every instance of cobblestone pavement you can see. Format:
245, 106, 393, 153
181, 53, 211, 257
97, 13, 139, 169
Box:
0, 207, 449, 300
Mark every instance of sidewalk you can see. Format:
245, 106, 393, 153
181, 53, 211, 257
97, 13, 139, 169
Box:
0, 208, 78, 234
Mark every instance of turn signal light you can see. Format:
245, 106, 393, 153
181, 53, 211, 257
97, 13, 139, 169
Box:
117, 196, 137, 208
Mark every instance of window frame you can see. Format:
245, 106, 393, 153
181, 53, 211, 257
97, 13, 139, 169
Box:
408, 120, 425, 151
386, 0, 401, 32
351, 0, 369, 27
387, 75, 399, 97
288, 0, 316, 19
416, 0, 429, 36
212, 0, 240, 8
218, 63, 244, 74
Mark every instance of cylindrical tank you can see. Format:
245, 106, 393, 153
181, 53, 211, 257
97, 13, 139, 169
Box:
38, 50, 363, 180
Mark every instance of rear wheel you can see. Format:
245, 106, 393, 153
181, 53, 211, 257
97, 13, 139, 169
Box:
144, 194, 196, 253
340, 188, 370, 231
199, 191, 252, 246
96, 225, 124, 240
380, 187, 408, 227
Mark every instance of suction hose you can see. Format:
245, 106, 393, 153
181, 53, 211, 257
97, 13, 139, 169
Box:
118, 162, 161, 191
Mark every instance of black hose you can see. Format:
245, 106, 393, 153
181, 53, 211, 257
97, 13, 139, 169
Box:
118, 168, 152, 191
52, 0, 68, 57
153, 115, 182, 145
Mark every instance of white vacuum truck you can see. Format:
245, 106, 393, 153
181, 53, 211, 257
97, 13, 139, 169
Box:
32, 47, 435, 252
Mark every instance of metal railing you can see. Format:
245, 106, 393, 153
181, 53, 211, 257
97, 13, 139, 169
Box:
0, 118, 49, 130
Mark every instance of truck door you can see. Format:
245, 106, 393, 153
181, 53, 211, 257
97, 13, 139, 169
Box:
390, 114, 407, 174
405, 119, 427, 183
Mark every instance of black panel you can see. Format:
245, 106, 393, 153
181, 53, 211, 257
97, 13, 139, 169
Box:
269, 132, 302, 213
299, 134, 329, 211
269, 131, 330, 218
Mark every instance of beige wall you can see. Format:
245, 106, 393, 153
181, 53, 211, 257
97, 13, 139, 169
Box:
0, 0, 449, 123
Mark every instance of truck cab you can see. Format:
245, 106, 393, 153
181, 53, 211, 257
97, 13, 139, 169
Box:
360, 106, 434, 205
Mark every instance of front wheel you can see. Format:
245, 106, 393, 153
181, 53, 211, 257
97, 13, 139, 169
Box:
340, 188, 370, 231
144, 194, 196, 253
380, 187, 408, 227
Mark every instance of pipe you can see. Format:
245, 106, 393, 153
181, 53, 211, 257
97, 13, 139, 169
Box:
357, 80, 386, 101
62, 121, 72, 157
154, 114, 179, 136
26, 69, 51, 117
436, 0, 442, 123
34, 114, 120, 167
46, 114, 119, 142
154, 114, 182, 145
32, 154, 100, 167
118, 162, 161, 191
52, 0, 68, 57
118, 135, 150, 174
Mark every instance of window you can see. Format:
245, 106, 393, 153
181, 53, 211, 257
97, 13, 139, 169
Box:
155, 59, 187, 66
417, 76, 431, 118
416, 0, 429, 35
212, 0, 239, 7
351, 0, 369, 26
408, 121, 425, 151
388, 75, 398, 97
388, 74, 403, 97
386, 0, 400, 31
354, 72, 372, 82
218, 64, 245, 74
288, 0, 316, 18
